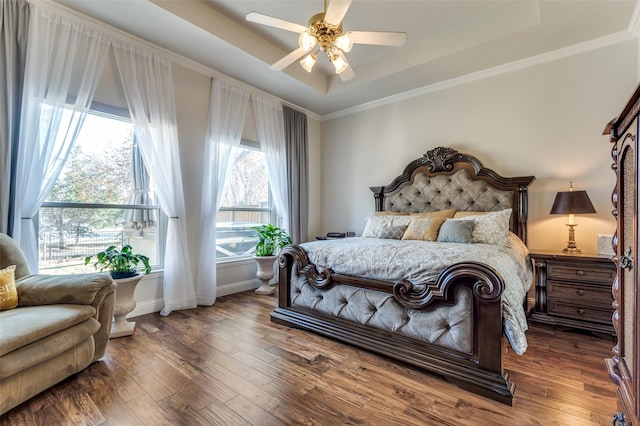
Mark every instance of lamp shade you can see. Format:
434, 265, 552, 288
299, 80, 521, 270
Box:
550, 190, 596, 215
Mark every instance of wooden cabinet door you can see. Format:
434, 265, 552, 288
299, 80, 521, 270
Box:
611, 115, 640, 425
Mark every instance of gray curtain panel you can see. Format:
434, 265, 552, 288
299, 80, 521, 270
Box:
0, 0, 30, 235
283, 105, 308, 244
124, 138, 156, 232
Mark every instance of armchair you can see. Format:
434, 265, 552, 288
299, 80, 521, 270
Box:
0, 233, 116, 415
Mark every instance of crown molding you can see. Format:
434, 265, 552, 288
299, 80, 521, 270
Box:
629, 0, 640, 36
322, 30, 637, 121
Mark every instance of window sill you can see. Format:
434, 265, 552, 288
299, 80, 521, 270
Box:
216, 257, 256, 268
139, 269, 163, 280
134, 258, 257, 279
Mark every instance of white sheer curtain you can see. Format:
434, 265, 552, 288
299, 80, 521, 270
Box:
251, 96, 289, 232
13, 5, 110, 270
196, 79, 249, 305
112, 41, 196, 316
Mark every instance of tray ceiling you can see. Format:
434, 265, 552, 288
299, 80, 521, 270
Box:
55, 0, 638, 116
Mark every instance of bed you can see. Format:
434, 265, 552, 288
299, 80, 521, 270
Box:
272, 146, 535, 405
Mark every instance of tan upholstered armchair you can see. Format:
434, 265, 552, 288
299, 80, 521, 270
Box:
0, 233, 116, 414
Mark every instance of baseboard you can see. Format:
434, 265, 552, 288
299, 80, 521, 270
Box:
216, 279, 260, 297
128, 298, 165, 318
127, 279, 260, 318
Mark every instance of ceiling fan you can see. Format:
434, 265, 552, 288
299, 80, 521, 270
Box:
246, 0, 407, 81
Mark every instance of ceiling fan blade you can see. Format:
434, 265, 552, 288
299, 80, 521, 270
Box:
246, 12, 308, 33
349, 31, 407, 47
271, 47, 310, 71
324, 0, 352, 25
336, 51, 355, 81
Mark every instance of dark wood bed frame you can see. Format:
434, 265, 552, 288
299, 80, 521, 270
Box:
271, 147, 535, 405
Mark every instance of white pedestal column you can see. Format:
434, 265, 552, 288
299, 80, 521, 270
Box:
253, 255, 277, 295
110, 274, 143, 338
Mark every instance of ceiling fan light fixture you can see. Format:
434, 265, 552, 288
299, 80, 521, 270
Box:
300, 53, 317, 72
334, 33, 353, 52
298, 31, 316, 51
247, 0, 407, 79
330, 53, 348, 74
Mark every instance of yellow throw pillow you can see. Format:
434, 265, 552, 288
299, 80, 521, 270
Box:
0, 265, 18, 310
402, 217, 446, 241
410, 209, 456, 219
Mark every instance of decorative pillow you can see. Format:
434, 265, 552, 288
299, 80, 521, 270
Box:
373, 211, 409, 216
0, 265, 18, 310
402, 217, 446, 241
375, 224, 409, 240
437, 220, 474, 243
410, 209, 456, 219
362, 214, 412, 237
455, 208, 512, 245
453, 211, 492, 218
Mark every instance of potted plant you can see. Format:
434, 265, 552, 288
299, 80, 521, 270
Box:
252, 224, 291, 295
84, 245, 151, 279
253, 224, 292, 257
85, 245, 151, 338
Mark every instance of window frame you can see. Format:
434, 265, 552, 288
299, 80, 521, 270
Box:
215, 139, 275, 264
37, 102, 167, 273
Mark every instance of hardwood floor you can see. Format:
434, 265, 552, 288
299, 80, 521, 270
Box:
1, 289, 617, 426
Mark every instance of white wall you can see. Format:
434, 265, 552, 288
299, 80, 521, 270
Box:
320, 40, 638, 254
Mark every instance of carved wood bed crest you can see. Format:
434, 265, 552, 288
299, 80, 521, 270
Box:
420, 146, 464, 172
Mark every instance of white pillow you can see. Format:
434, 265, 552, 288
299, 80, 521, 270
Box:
453, 208, 512, 245
362, 214, 412, 238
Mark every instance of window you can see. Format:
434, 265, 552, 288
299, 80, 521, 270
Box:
216, 141, 272, 260
38, 106, 164, 274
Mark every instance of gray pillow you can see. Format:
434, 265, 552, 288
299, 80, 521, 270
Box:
437, 220, 474, 243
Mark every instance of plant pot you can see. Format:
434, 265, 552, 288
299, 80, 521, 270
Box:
110, 274, 143, 338
253, 255, 277, 295
110, 271, 138, 280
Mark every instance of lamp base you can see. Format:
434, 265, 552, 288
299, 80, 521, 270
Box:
562, 247, 582, 254
562, 224, 581, 254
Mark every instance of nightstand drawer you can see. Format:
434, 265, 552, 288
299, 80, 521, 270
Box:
547, 300, 613, 324
547, 281, 613, 308
546, 261, 615, 284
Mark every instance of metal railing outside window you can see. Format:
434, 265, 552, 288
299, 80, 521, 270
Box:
38, 202, 163, 274
38, 203, 273, 271
215, 206, 272, 259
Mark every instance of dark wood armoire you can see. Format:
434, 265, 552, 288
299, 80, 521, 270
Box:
604, 84, 640, 426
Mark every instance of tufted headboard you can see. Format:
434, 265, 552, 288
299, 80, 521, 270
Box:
369, 147, 536, 243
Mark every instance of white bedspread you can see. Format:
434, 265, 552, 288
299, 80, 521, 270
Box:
299, 233, 532, 355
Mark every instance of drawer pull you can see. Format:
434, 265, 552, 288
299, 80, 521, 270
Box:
576, 270, 585, 276
576, 289, 585, 296
577, 308, 585, 315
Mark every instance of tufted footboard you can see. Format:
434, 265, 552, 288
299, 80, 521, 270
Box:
272, 245, 516, 405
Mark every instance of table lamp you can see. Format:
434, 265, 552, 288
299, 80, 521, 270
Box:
550, 182, 596, 253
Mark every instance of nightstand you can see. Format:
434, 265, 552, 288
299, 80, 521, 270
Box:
529, 251, 616, 335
